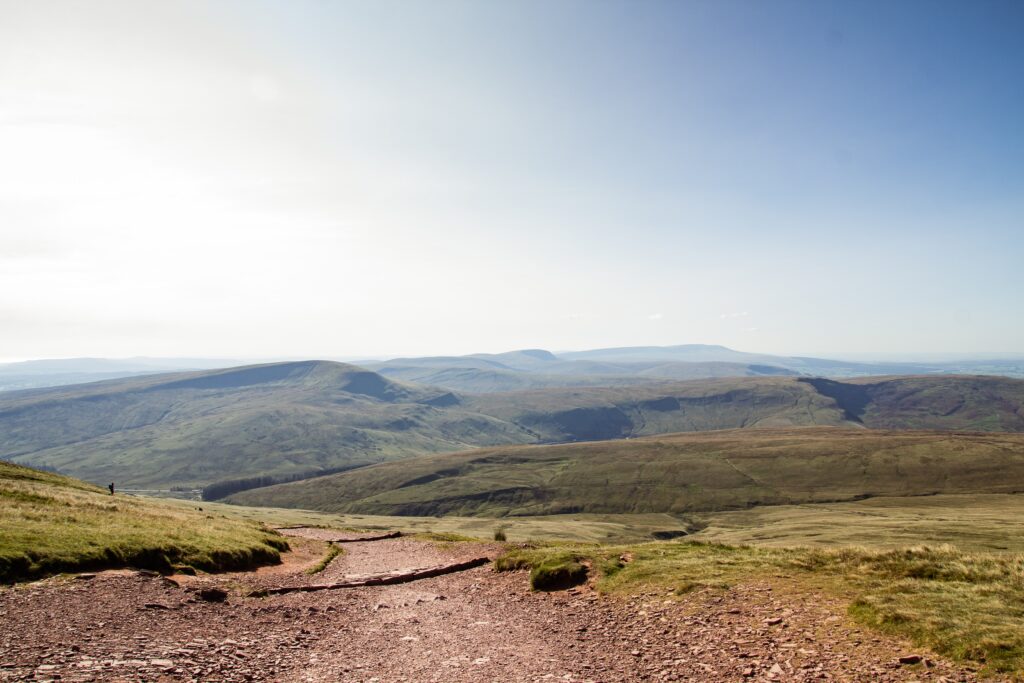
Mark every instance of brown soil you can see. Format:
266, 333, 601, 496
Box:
0, 529, 990, 682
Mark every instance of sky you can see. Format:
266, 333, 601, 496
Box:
1, 0, 1022, 361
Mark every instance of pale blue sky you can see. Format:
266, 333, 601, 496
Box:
1, 0, 1021, 359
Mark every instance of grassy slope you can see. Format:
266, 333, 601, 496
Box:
467, 374, 1024, 442
0, 461, 288, 583
465, 376, 848, 441
227, 427, 1024, 515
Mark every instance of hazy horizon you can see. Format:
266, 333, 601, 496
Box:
3, 1, 1022, 361
4, 345, 1024, 368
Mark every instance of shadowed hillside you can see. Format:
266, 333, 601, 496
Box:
465, 376, 847, 441
466, 374, 1024, 441
228, 427, 1024, 516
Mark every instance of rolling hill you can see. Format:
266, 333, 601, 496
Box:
362, 345, 1024, 393
2, 361, 1022, 491
226, 427, 1024, 516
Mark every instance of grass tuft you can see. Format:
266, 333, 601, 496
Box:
495, 545, 591, 590
530, 558, 588, 591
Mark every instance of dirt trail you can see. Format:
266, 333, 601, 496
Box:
0, 529, 989, 682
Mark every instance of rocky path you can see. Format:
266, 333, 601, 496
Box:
0, 529, 990, 682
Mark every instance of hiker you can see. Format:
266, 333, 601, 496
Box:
108, 482, 115, 496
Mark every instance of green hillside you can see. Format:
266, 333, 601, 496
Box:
0, 461, 287, 583
467, 376, 844, 441
2, 362, 1022, 491
818, 375, 1024, 430
228, 427, 1024, 515
468, 373, 1024, 441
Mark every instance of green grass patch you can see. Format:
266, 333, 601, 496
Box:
306, 544, 343, 575
0, 461, 288, 583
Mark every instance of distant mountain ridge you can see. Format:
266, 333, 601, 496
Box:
365, 345, 1024, 393
2, 360, 1023, 491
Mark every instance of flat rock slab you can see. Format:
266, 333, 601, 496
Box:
248, 557, 491, 597
278, 527, 403, 543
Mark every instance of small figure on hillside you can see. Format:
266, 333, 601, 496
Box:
108, 482, 115, 496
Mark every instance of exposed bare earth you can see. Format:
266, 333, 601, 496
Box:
0, 529, 990, 682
